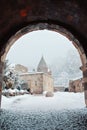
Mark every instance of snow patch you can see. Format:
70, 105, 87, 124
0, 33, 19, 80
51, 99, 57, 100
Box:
1, 92, 86, 112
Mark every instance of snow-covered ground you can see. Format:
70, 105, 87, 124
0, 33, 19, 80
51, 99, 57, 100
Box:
1, 92, 86, 112
1, 92, 87, 130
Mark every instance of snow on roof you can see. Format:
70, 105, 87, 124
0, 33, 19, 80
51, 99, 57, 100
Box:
19, 71, 44, 76
9, 63, 15, 68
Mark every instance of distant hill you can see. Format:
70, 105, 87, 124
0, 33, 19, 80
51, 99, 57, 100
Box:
50, 49, 82, 87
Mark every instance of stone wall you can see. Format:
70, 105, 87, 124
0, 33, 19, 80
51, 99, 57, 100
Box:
54, 87, 65, 92
0, 62, 4, 107
43, 73, 54, 92
20, 72, 54, 94
15, 64, 28, 74
69, 79, 84, 92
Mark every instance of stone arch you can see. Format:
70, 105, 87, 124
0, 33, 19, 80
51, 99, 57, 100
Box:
0, 23, 87, 107
1, 23, 87, 64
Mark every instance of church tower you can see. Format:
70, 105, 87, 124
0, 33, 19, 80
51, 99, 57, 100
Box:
37, 56, 49, 74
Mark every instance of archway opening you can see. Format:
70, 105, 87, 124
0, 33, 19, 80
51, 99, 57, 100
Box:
1, 23, 86, 111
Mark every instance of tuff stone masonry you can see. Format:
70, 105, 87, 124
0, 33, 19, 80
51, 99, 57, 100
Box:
69, 78, 84, 93
20, 56, 54, 94
15, 64, 28, 74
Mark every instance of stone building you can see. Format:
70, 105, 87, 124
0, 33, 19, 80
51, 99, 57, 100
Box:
54, 86, 65, 92
69, 78, 84, 92
37, 56, 52, 75
15, 64, 28, 74
20, 56, 54, 94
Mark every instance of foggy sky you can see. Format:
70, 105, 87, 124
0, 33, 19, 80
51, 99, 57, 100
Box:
6, 30, 79, 69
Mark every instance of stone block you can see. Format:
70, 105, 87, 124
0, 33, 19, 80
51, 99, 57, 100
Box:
45, 91, 54, 97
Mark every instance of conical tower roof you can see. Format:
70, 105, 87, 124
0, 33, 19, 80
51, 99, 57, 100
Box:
37, 56, 48, 73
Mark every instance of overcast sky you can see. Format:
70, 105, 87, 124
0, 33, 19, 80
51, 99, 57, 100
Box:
6, 30, 80, 69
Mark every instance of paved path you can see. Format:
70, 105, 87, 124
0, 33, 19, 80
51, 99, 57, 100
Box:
0, 108, 87, 130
